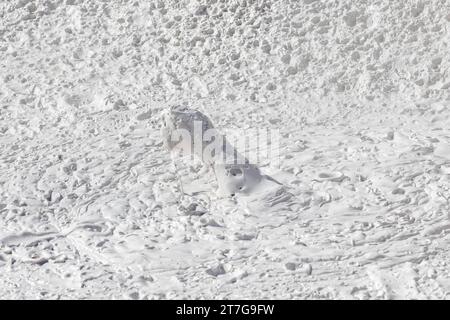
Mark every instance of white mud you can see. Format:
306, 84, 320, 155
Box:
0, 0, 449, 299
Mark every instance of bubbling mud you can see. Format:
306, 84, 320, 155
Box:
161, 105, 266, 196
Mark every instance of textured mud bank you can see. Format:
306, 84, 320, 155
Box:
0, 0, 449, 299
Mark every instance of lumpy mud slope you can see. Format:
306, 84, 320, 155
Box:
0, 0, 449, 299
